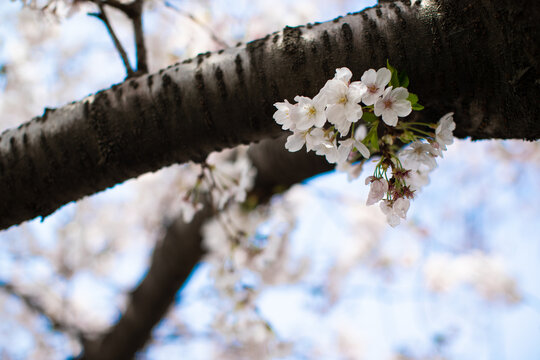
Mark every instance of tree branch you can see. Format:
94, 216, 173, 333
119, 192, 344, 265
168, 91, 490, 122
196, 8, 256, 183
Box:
77, 136, 331, 359
78, 204, 213, 360
89, 3, 135, 78
88, 0, 148, 76
131, 0, 148, 74
0, 0, 538, 230
92, 0, 135, 16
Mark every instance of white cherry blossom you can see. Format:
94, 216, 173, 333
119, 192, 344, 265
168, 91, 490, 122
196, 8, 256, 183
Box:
360, 67, 391, 105
284, 130, 307, 152
273, 65, 456, 228
399, 141, 438, 171
293, 93, 327, 130
273, 100, 296, 131
338, 125, 370, 162
315, 137, 340, 163
334, 67, 353, 83
324, 79, 365, 136
436, 112, 456, 150
206, 147, 257, 209
305, 127, 328, 152
285, 128, 327, 153
374, 86, 412, 126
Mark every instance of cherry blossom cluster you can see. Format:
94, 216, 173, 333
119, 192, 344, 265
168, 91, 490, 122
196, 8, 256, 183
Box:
176, 146, 257, 222
203, 196, 305, 358
273, 64, 456, 227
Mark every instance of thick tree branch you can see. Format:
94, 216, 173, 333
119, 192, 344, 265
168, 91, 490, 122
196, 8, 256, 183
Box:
77, 136, 331, 360
0, 0, 538, 230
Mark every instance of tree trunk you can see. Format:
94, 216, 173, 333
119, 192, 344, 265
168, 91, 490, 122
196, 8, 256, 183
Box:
0, 0, 538, 229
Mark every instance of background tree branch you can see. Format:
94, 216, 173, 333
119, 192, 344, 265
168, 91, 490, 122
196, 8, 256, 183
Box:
88, 0, 148, 77
89, 3, 135, 78
77, 136, 331, 359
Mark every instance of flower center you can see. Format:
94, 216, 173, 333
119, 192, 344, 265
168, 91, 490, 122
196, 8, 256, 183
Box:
383, 99, 393, 109
368, 84, 378, 93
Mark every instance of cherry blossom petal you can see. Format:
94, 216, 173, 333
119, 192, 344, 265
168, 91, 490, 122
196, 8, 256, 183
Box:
285, 132, 305, 152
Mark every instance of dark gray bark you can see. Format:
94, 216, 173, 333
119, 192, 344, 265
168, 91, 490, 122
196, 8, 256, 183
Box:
0, 0, 538, 229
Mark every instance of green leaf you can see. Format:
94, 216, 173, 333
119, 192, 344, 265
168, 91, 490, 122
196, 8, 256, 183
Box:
362, 111, 378, 123
398, 72, 409, 88
407, 93, 418, 105
386, 59, 395, 73
386, 60, 400, 88
364, 123, 380, 152
398, 130, 416, 143
371, 133, 379, 152
412, 103, 424, 111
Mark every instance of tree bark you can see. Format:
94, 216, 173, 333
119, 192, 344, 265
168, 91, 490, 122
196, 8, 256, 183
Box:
0, 0, 538, 229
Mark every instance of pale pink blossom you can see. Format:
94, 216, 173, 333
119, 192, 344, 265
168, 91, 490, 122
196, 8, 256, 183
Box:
380, 200, 400, 227
374, 87, 412, 126
379, 198, 410, 227
393, 197, 410, 219
360, 68, 391, 105
365, 176, 388, 205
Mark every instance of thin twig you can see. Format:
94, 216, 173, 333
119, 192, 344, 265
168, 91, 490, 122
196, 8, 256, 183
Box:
88, 3, 135, 78
164, 1, 230, 49
88, 0, 148, 77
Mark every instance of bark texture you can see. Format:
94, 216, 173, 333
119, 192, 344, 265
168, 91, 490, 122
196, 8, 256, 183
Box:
0, 0, 538, 229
